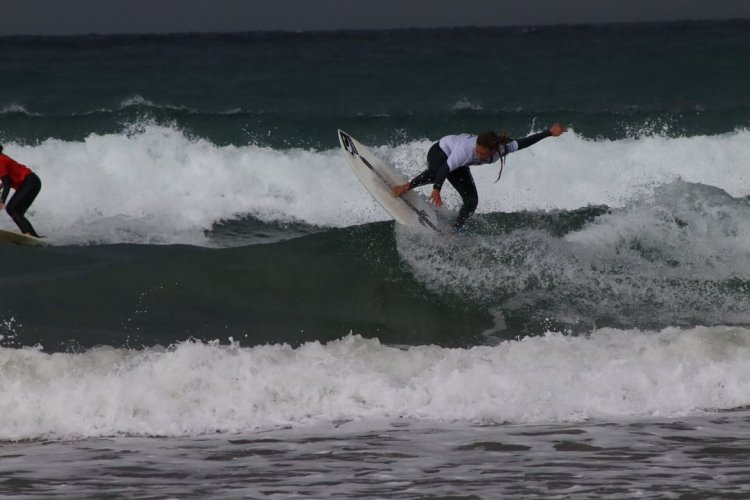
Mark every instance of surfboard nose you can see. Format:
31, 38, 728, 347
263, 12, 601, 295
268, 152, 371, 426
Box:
337, 131, 440, 233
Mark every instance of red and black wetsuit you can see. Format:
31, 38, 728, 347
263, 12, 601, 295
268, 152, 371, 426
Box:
0, 154, 42, 237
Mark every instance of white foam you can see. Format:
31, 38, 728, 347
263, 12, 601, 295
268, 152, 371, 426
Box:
395, 179, 750, 325
564, 181, 750, 277
119, 95, 157, 108
2, 126, 750, 245
455, 128, 750, 213
1, 125, 380, 245
118, 95, 187, 112
0, 103, 37, 115
451, 98, 484, 110
2, 327, 750, 440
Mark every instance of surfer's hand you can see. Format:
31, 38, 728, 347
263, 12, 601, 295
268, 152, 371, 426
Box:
549, 123, 567, 136
429, 189, 443, 208
392, 183, 410, 197
0, 202, 4, 210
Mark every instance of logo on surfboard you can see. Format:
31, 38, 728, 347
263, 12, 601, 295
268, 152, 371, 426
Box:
339, 131, 359, 157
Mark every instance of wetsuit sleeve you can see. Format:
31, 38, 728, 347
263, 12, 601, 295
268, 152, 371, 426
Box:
434, 147, 472, 190
514, 129, 552, 150
0, 176, 10, 203
432, 164, 450, 191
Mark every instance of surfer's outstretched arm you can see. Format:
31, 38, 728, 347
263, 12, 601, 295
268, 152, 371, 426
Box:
514, 123, 567, 151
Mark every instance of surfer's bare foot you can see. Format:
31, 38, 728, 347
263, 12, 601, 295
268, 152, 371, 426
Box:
392, 183, 410, 197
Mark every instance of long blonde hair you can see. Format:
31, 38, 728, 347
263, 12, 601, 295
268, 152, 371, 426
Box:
478, 130, 512, 183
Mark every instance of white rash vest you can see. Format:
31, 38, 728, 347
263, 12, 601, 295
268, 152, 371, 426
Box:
438, 134, 520, 171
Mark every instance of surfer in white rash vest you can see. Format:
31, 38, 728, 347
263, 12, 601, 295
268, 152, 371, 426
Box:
392, 123, 566, 231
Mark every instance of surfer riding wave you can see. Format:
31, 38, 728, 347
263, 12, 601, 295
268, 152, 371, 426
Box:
0, 145, 42, 238
392, 124, 566, 230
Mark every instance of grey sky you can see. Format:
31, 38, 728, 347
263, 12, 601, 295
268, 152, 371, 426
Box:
1, 0, 749, 36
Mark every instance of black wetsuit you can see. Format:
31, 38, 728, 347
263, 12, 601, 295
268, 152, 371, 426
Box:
407, 130, 552, 228
1, 173, 42, 237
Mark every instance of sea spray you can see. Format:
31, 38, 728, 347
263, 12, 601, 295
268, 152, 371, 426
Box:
2, 126, 750, 246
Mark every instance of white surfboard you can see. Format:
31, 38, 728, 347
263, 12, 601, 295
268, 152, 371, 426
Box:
0, 228, 48, 247
338, 130, 440, 232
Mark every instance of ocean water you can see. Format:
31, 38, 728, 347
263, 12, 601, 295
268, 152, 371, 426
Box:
1, 20, 750, 498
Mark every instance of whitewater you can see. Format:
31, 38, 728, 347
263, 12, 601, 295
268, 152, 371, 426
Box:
3, 125, 749, 246
2, 326, 750, 441
3, 23, 750, 498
